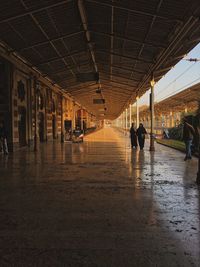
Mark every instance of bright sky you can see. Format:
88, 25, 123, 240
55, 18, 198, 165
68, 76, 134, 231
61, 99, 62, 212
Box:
138, 42, 200, 107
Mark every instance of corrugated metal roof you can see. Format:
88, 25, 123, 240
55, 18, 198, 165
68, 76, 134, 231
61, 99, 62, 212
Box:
0, 0, 200, 119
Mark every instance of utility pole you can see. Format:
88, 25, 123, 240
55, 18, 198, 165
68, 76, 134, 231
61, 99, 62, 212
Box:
125, 108, 128, 134
136, 96, 139, 128
61, 95, 64, 143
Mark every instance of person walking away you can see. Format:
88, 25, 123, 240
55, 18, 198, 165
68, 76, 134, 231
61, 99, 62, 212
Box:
183, 118, 195, 161
0, 121, 9, 155
136, 123, 147, 150
163, 128, 169, 139
130, 123, 137, 148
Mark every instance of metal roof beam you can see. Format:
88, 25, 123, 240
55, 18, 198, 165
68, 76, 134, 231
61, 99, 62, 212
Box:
102, 95, 127, 101
43, 63, 91, 77
97, 63, 146, 75
103, 90, 131, 97
154, 65, 174, 74
35, 49, 88, 66
71, 91, 128, 100
101, 84, 133, 93
16, 31, 84, 52
101, 78, 136, 89
68, 83, 133, 94
69, 86, 133, 98
98, 50, 154, 64
78, 0, 98, 74
0, 0, 73, 24
128, 0, 164, 82
68, 86, 97, 94
87, 0, 180, 22
19, 0, 75, 77
67, 82, 97, 90
70, 89, 97, 96
92, 30, 166, 49
76, 92, 127, 102
77, 0, 106, 109
99, 70, 141, 83
110, 1, 114, 82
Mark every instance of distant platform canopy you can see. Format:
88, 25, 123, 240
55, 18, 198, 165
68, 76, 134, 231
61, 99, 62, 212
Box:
0, 0, 200, 119
139, 82, 200, 117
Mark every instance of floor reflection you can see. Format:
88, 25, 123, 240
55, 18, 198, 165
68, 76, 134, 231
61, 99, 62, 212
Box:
0, 127, 199, 266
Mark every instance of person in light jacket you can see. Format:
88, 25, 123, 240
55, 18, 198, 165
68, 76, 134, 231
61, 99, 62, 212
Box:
183, 118, 195, 161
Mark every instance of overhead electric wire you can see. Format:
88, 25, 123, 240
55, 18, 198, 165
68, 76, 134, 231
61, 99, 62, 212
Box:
157, 76, 200, 102
155, 62, 197, 100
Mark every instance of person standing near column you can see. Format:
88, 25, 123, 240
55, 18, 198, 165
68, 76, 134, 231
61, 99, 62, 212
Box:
183, 117, 195, 161
136, 123, 147, 150
0, 121, 9, 155
130, 123, 137, 149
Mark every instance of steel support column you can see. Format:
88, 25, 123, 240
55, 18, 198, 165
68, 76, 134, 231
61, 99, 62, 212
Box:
61, 96, 64, 143
122, 111, 124, 129
136, 97, 139, 128
149, 76, 155, 151
72, 103, 76, 131
129, 104, 132, 128
125, 109, 128, 134
81, 109, 84, 131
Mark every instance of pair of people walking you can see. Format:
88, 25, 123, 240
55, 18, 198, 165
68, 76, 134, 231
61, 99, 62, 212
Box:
130, 123, 147, 150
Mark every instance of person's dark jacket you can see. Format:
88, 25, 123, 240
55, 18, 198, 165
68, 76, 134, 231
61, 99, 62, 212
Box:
183, 122, 195, 141
136, 126, 147, 139
130, 127, 136, 136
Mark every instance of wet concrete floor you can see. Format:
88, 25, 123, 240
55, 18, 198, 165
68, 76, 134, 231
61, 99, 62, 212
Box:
0, 127, 199, 266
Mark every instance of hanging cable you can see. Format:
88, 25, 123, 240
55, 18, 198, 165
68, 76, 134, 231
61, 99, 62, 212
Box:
157, 76, 200, 102
155, 62, 197, 100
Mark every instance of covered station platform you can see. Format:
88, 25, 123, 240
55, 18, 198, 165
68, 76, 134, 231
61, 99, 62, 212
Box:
0, 0, 200, 266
